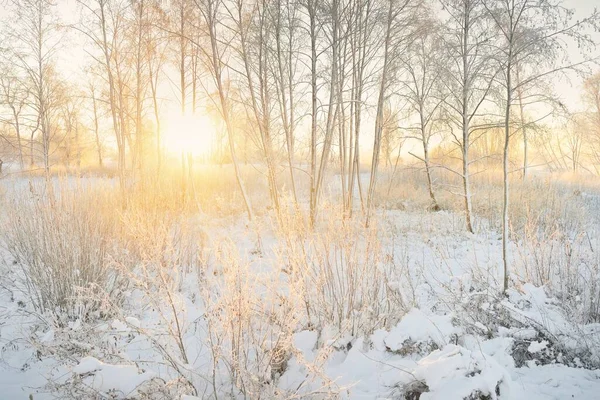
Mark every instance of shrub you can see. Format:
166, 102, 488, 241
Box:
277, 205, 409, 341
1, 180, 127, 322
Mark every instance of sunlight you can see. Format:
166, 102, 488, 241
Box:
163, 112, 216, 157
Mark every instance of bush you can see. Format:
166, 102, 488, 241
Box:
1, 180, 127, 322
277, 205, 409, 341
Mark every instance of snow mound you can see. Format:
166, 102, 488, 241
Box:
73, 356, 155, 398
405, 344, 512, 400
293, 330, 318, 362
385, 309, 458, 355
528, 340, 548, 354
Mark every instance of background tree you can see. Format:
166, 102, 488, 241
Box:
398, 20, 446, 211
485, 0, 599, 292
439, 0, 498, 233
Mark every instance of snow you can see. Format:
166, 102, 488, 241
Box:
125, 316, 141, 328
72, 356, 104, 374
1, 177, 600, 399
384, 308, 458, 352
111, 319, 131, 332
40, 329, 54, 343
293, 330, 319, 362
411, 344, 512, 400
528, 341, 548, 354
72, 356, 155, 397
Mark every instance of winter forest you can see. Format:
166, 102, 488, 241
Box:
1, 0, 600, 398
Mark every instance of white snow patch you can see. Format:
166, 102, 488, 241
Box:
111, 319, 131, 332
40, 329, 54, 343
72, 356, 155, 398
527, 340, 548, 354
385, 308, 457, 351
125, 316, 141, 328
411, 344, 512, 400
293, 330, 318, 362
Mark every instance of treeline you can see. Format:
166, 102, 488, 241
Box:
0, 1, 599, 234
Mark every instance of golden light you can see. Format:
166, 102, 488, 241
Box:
163, 112, 216, 157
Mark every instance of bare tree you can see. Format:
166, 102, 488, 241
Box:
5, 0, 65, 176
194, 0, 254, 220
228, 0, 281, 215
485, 0, 599, 292
366, 0, 420, 227
440, 0, 497, 233
75, 0, 130, 195
87, 80, 104, 167
398, 21, 446, 211
301, 0, 321, 226
147, 2, 168, 175
0, 68, 28, 169
270, 0, 301, 205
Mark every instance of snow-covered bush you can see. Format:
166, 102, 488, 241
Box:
1, 181, 127, 321
200, 240, 304, 398
277, 206, 408, 341
384, 309, 459, 356
399, 345, 512, 400
514, 225, 600, 324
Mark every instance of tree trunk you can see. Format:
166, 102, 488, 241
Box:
91, 88, 103, 167
98, 0, 126, 200
205, 0, 253, 221
461, 5, 474, 233
308, 0, 318, 227
366, 0, 393, 227
516, 67, 527, 180
423, 143, 438, 210
11, 107, 24, 169
502, 67, 512, 294
312, 0, 340, 227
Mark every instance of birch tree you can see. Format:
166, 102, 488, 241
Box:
194, 0, 254, 220
440, 0, 497, 233
228, 0, 281, 215
6, 0, 64, 176
270, 0, 301, 205
399, 21, 446, 211
75, 0, 130, 195
484, 0, 599, 292
87, 80, 104, 167
366, 0, 420, 227
0, 69, 28, 169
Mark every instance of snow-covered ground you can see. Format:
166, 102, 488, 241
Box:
0, 177, 599, 399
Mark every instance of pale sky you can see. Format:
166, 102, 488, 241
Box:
553, 0, 600, 111
0, 0, 598, 112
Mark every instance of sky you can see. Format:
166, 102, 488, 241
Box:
0, 0, 598, 113
553, 0, 600, 111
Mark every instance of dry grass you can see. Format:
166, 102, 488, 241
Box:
376, 164, 600, 323
1, 180, 127, 322
276, 203, 409, 339
2, 161, 600, 397
377, 166, 593, 231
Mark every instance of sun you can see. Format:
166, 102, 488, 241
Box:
163, 112, 216, 157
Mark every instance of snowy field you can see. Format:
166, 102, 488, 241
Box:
0, 175, 599, 399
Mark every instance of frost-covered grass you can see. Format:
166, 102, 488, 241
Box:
0, 169, 600, 399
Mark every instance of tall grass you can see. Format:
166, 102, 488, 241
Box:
2, 163, 600, 397
1, 180, 127, 322
377, 166, 600, 324
277, 203, 409, 340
